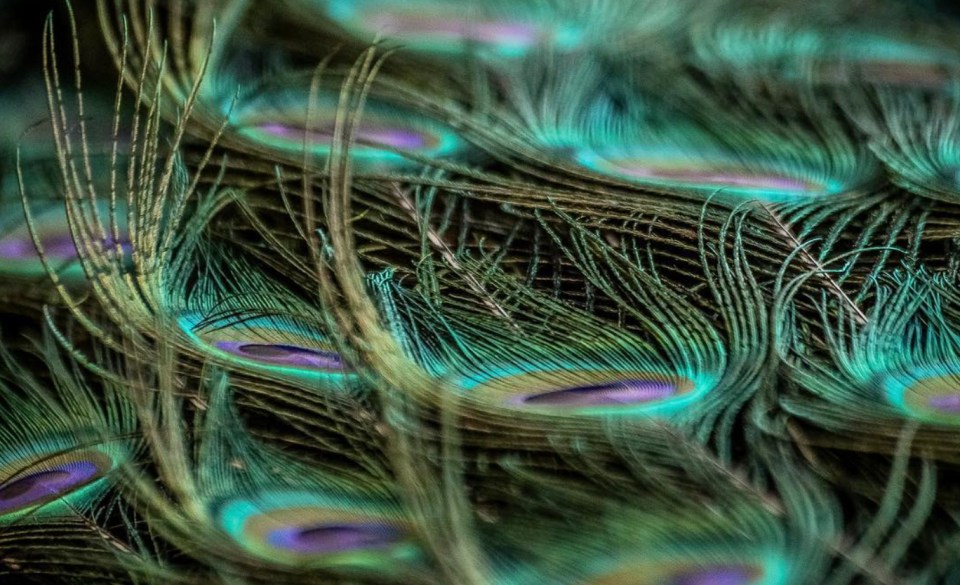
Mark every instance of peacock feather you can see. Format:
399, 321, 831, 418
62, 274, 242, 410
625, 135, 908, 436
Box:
5, 0, 960, 583
691, 0, 960, 88
774, 269, 960, 460
471, 54, 880, 203
0, 344, 133, 523
277, 0, 703, 67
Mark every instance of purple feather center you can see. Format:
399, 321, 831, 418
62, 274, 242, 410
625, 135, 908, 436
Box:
0, 461, 100, 513
927, 394, 960, 413
610, 163, 811, 192
670, 565, 757, 585
265, 522, 402, 553
517, 379, 676, 407
257, 123, 427, 150
0, 234, 129, 260
367, 13, 539, 45
215, 342, 342, 370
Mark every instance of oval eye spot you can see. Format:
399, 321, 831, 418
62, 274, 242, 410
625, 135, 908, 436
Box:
266, 522, 404, 553
368, 12, 540, 46
0, 238, 37, 259
580, 153, 826, 196
0, 460, 101, 514
220, 342, 344, 370
0, 470, 71, 500
38, 234, 83, 259
894, 373, 960, 421
237, 343, 340, 362
927, 394, 960, 413
519, 379, 677, 407
670, 564, 760, 585
0, 234, 78, 260
254, 122, 433, 152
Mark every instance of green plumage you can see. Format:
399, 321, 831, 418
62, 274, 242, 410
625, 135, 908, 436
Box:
5, 0, 960, 584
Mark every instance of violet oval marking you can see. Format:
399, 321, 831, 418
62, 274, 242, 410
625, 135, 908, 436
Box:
0, 238, 40, 259
927, 394, 960, 413
518, 379, 676, 407
0, 234, 130, 261
0, 461, 100, 514
256, 123, 429, 150
670, 565, 759, 585
215, 341, 343, 370
265, 522, 403, 554
367, 12, 540, 46
0, 234, 79, 260
605, 162, 814, 193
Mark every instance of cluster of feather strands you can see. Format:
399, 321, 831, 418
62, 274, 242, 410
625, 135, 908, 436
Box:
9, 0, 960, 583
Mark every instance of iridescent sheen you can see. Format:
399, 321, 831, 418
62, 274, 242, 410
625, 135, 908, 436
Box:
321, 0, 583, 57
585, 558, 777, 585
256, 122, 430, 150
516, 379, 678, 407
214, 342, 343, 371
0, 450, 115, 518
228, 91, 465, 168
0, 201, 129, 280
884, 370, 960, 423
460, 366, 706, 416
574, 149, 845, 201
670, 565, 760, 585
926, 394, 960, 413
265, 522, 403, 554
0, 233, 127, 260
0, 233, 75, 259
695, 12, 960, 88
178, 314, 347, 381
216, 491, 421, 569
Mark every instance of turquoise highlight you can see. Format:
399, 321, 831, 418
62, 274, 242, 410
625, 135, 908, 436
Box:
322, 0, 585, 58
215, 490, 421, 569
573, 148, 846, 201
227, 89, 467, 168
177, 313, 352, 384
455, 360, 718, 417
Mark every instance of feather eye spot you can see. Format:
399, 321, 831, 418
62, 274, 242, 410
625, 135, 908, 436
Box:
253, 122, 437, 152
586, 558, 772, 585
229, 91, 468, 167
217, 494, 421, 569
925, 394, 960, 413
323, 0, 582, 56
0, 234, 80, 260
371, 15, 539, 47
218, 342, 344, 371
265, 522, 404, 554
517, 379, 677, 408
462, 368, 702, 415
574, 150, 839, 199
0, 452, 112, 516
0, 205, 130, 279
884, 371, 960, 423
668, 564, 763, 585
179, 314, 348, 379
